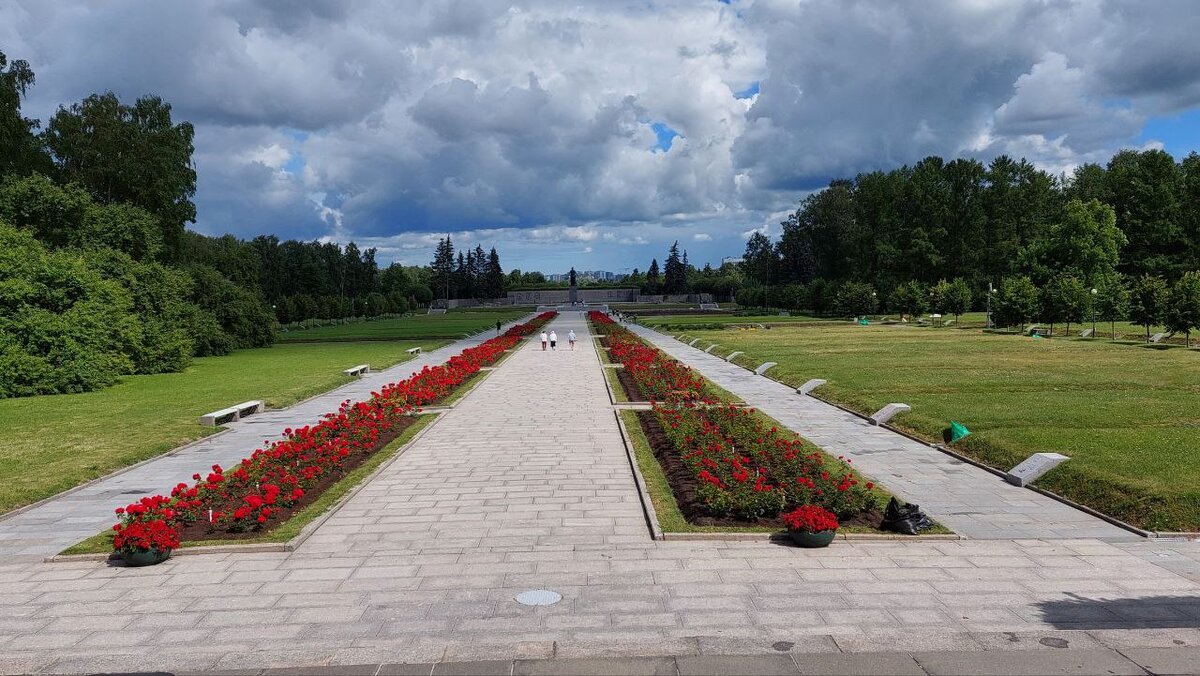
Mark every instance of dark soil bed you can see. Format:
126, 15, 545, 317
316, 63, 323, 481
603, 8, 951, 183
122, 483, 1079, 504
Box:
616, 367, 649, 402
634, 410, 882, 530
176, 416, 417, 543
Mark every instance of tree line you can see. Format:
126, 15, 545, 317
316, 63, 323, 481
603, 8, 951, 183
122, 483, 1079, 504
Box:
734, 150, 1200, 343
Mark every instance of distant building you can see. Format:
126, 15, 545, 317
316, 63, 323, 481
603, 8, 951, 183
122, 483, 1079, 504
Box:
721, 256, 744, 266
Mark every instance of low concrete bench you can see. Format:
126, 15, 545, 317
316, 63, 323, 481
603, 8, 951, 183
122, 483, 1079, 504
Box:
406, 346, 422, 355
200, 400, 264, 427
343, 364, 370, 377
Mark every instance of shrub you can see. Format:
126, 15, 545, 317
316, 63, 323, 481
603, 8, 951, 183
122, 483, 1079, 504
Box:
0, 221, 145, 397
187, 264, 276, 349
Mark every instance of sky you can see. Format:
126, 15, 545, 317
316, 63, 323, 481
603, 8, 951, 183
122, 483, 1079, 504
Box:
3, 0, 1200, 273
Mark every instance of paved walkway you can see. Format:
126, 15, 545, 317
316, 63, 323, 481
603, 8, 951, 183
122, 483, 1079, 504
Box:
4, 311, 1200, 675
301, 312, 648, 557
0, 316, 533, 561
110, 646, 1200, 675
626, 324, 1134, 541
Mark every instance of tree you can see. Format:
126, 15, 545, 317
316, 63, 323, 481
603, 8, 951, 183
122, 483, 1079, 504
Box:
1028, 199, 1125, 284
663, 241, 687, 294
645, 258, 661, 294
1092, 273, 1130, 339
455, 251, 471, 299
1046, 274, 1090, 336
993, 276, 1040, 331
1128, 274, 1168, 342
835, 281, 877, 318
44, 93, 196, 259
932, 278, 972, 323
379, 263, 412, 296
1104, 149, 1185, 278
887, 280, 928, 320
485, 248, 504, 298
1165, 271, 1200, 348
1182, 152, 1200, 272
430, 236, 454, 300
0, 51, 50, 179
742, 232, 776, 287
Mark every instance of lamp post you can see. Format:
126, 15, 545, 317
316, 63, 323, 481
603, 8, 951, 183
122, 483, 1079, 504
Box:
986, 283, 994, 328
1091, 287, 1097, 337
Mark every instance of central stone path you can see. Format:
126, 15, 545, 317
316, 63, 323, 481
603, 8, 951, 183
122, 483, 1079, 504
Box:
305, 311, 649, 555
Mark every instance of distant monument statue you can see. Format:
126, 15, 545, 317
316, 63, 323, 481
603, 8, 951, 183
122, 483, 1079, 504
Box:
569, 267, 578, 305
569, 268, 577, 286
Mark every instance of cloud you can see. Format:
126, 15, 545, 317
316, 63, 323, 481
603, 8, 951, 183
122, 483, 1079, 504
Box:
1, 0, 1198, 270
733, 0, 1199, 192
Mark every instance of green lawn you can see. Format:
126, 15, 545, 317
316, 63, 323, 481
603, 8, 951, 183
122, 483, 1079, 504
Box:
0, 340, 442, 514
641, 314, 828, 331
647, 311, 1177, 343
680, 323, 1200, 531
278, 310, 529, 342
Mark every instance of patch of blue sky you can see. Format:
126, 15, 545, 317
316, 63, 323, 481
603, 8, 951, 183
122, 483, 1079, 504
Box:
650, 121, 680, 152
283, 153, 306, 174
734, 81, 759, 99
1137, 108, 1200, 159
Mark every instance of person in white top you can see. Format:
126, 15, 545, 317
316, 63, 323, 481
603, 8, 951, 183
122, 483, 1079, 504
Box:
549, 331, 558, 350
567, 330, 576, 350
540, 331, 548, 351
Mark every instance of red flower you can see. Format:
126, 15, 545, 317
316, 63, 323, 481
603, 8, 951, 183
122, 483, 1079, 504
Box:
782, 505, 839, 533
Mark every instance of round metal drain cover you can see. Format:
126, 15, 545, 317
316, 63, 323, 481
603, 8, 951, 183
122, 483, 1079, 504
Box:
514, 589, 561, 606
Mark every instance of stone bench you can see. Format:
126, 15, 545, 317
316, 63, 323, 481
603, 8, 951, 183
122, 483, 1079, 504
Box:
406, 346, 422, 355
343, 364, 370, 377
200, 400, 264, 427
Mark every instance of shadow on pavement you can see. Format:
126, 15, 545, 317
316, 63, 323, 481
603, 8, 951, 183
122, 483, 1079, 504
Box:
1037, 592, 1200, 629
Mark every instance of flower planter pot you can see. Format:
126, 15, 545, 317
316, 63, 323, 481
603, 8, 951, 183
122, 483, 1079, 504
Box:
788, 529, 836, 548
119, 547, 172, 567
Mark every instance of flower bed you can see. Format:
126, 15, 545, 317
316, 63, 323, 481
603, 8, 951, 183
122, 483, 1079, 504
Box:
110, 312, 556, 553
590, 311, 877, 527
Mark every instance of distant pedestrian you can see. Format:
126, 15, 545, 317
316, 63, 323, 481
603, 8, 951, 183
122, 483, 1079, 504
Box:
568, 330, 576, 350
549, 331, 558, 350
540, 331, 548, 351
496, 320, 502, 335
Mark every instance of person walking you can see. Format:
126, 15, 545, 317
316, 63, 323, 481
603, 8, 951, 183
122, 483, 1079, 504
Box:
568, 329, 576, 350
549, 330, 558, 350
540, 331, 548, 351
496, 320, 502, 335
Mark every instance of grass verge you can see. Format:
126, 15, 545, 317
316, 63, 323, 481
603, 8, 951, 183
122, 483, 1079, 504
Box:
604, 367, 630, 403
278, 311, 528, 342
60, 414, 438, 555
